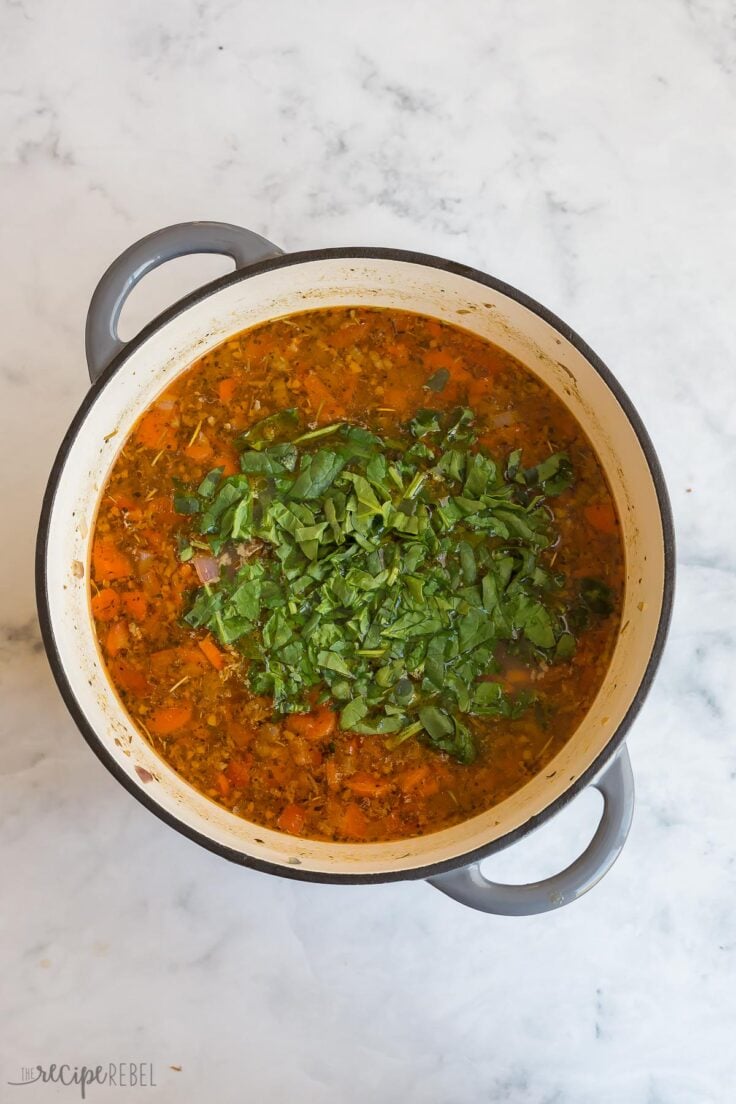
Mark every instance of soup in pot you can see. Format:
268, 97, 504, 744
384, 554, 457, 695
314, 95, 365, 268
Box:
90, 307, 624, 842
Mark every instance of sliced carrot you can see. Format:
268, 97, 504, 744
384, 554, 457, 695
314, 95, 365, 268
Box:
198, 635, 227, 671
277, 803, 306, 835
287, 707, 336, 741
91, 588, 120, 622
225, 758, 252, 787
108, 657, 149, 695
134, 404, 178, 450
345, 771, 393, 798
105, 621, 129, 657
92, 538, 132, 582
121, 590, 148, 621
584, 503, 618, 535
340, 803, 369, 839
147, 703, 193, 735
218, 377, 237, 403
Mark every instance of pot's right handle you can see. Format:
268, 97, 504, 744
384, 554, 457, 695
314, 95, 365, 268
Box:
85, 221, 284, 383
427, 746, 634, 916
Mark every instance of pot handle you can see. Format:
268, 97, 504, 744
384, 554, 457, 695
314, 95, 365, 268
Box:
427, 746, 634, 916
85, 221, 284, 383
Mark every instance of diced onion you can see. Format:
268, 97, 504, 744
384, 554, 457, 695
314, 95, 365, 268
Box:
193, 555, 220, 584
489, 411, 517, 428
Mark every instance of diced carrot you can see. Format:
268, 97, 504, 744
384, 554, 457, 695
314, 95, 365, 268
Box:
228, 721, 254, 749
215, 772, 231, 797
121, 590, 148, 621
378, 379, 422, 411
287, 707, 336, 741
108, 492, 143, 523
211, 450, 239, 476
385, 341, 409, 364
325, 760, 342, 789
147, 703, 193, 735
184, 434, 213, 462
169, 562, 197, 601
584, 503, 618, 534
149, 647, 208, 677
148, 495, 178, 526
340, 803, 369, 839
134, 404, 178, 450
105, 621, 130, 657
423, 319, 445, 340
278, 803, 307, 835
105, 492, 138, 511
225, 758, 252, 787
108, 657, 149, 695
345, 771, 393, 798
241, 331, 277, 359
91, 588, 120, 622
92, 539, 132, 582
138, 527, 166, 552
503, 667, 534, 686
218, 377, 237, 403
198, 635, 227, 671
302, 372, 348, 421
423, 347, 460, 372
466, 376, 496, 407
324, 322, 365, 349
400, 766, 430, 795
264, 762, 289, 786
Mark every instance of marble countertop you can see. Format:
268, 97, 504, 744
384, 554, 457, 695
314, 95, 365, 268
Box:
2, 2, 735, 1101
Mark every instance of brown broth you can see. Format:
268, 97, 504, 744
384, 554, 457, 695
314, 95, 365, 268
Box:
90, 307, 624, 842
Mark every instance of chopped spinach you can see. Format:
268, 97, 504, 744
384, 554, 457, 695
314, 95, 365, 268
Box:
174, 407, 595, 762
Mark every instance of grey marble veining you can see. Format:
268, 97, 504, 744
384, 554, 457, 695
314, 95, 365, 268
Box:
1, 2, 735, 1101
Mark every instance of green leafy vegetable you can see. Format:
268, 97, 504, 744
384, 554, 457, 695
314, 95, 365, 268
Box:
174, 407, 597, 762
425, 368, 450, 392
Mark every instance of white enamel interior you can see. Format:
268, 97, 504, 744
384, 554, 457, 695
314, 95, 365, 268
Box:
44, 257, 666, 876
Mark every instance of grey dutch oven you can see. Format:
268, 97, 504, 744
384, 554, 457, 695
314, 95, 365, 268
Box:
36, 221, 675, 915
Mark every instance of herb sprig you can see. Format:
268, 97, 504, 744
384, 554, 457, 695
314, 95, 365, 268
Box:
174, 406, 604, 762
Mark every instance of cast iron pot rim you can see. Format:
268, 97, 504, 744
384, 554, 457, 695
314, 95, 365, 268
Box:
35, 245, 676, 886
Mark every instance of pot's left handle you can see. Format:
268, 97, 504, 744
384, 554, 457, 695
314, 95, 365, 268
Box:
85, 221, 284, 383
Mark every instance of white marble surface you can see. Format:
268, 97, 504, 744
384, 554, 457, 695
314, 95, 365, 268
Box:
1, 2, 735, 1101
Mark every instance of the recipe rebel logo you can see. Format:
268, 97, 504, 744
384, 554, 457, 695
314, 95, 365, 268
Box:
7, 1063, 157, 1098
